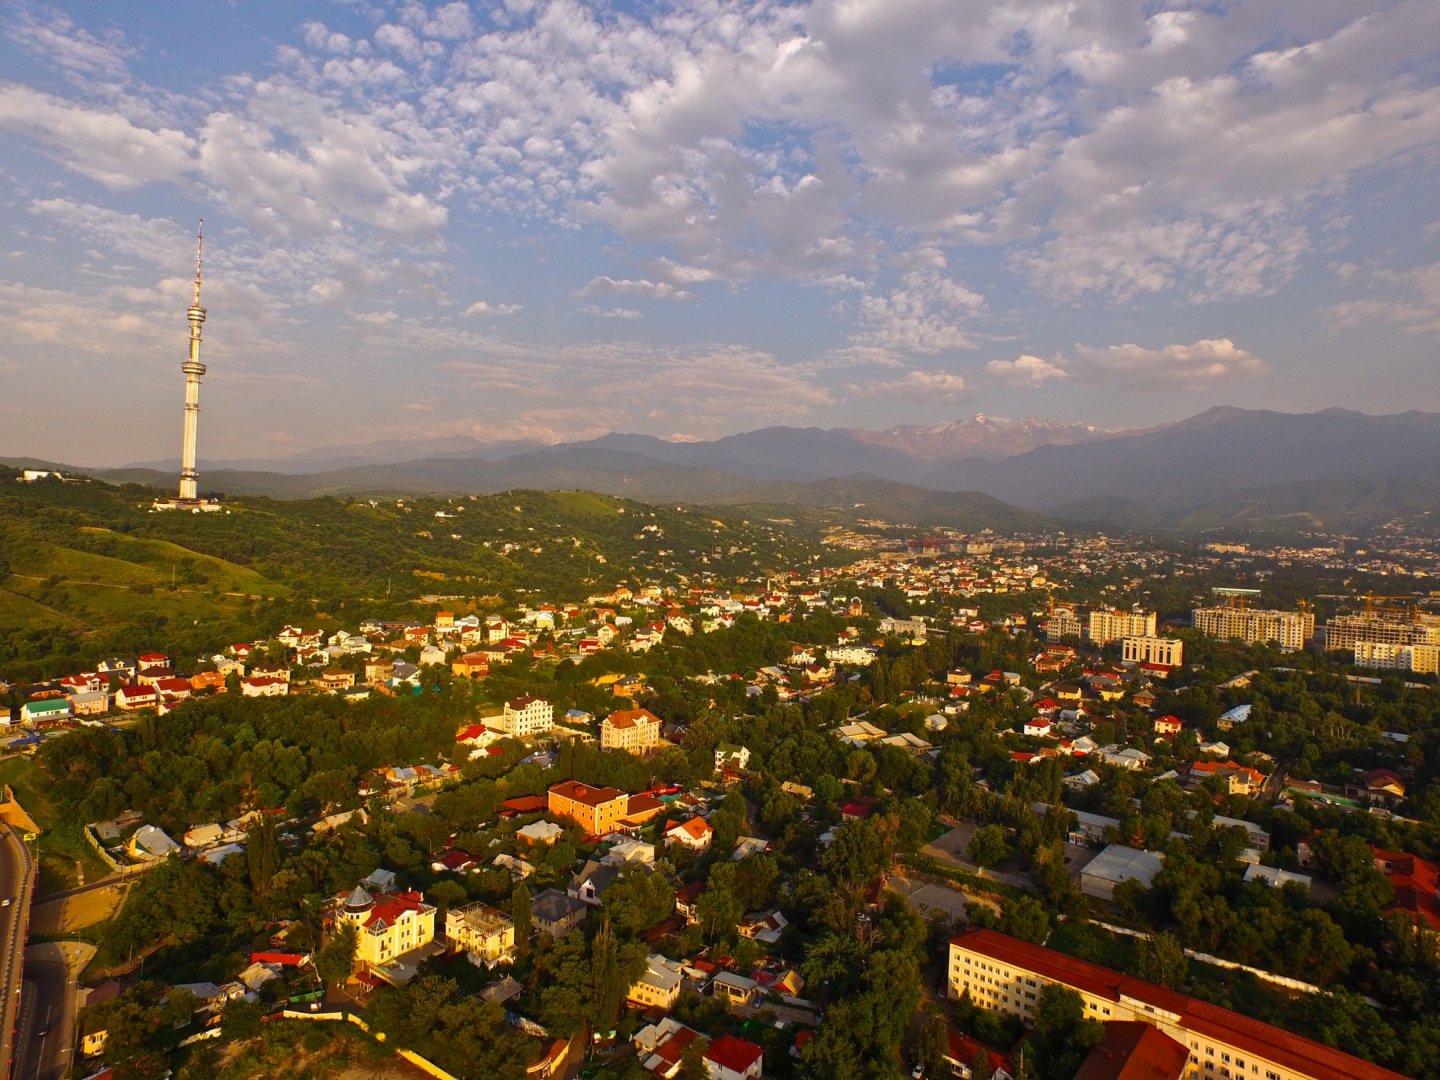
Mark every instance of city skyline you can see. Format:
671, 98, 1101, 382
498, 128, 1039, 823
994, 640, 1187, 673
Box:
1, 0, 1438, 466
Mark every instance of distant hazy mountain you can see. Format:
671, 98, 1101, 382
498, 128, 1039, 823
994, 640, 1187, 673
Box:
42, 406, 1440, 536
840, 414, 1108, 460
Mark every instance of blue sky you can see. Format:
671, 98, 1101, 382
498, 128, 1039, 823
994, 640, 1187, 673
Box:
1, 0, 1438, 465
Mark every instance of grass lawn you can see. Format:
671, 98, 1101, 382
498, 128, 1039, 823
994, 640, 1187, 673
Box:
0, 757, 111, 891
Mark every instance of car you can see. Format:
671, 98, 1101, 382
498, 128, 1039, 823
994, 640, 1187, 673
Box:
1, 899, 11, 907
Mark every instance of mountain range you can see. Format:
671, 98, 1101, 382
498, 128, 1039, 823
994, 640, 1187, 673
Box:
37, 407, 1440, 535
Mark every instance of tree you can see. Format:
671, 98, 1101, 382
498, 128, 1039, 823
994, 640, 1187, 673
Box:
512, 883, 532, 957
315, 922, 358, 986
1030, 985, 1103, 1080
996, 894, 1051, 945
1136, 931, 1189, 988
914, 1013, 949, 1080
968, 824, 1012, 869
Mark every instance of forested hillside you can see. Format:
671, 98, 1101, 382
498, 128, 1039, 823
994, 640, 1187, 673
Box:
0, 474, 827, 679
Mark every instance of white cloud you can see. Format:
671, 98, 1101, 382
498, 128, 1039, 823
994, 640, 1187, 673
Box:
582, 305, 642, 319
0, 85, 193, 189
987, 354, 1069, 387
851, 268, 985, 354
579, 276, 692, 301
861, 369, 968, 403
1072, 338, 1267, 387
1326, 262, 1440, 336
464, 300, 522, 317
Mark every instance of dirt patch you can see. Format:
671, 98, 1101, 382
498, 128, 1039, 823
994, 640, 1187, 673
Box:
30, 881, 132, 935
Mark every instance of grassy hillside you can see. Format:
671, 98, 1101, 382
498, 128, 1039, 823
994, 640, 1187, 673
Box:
0, 471, 827, 679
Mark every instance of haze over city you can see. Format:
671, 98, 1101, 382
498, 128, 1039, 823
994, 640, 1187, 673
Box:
1, 0, 1438, 466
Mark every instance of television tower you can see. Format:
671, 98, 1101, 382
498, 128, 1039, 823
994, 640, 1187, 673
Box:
177, 220, 206, 501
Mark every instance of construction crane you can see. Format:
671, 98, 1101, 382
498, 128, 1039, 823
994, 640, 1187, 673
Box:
1360, 593, 1419, 619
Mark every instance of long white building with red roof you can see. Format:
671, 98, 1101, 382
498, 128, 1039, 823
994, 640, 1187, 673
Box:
948, 929, 1406, 1080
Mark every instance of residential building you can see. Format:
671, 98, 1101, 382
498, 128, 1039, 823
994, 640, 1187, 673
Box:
502, 696, 554, 738
1045, 607, 1084, 643
444, 902, 515, 968
1372, 848, 1440, 934
1191, 606, 1313, 652
1324, 612, 1440, 652
20, 699, 71, 727
1088, 608, 1157, 645
600, 708, 663, 753
1353, 641, 1440, 675
1189, 760, 1266, 796
627, 953, 686, 1010
531, 888, 588, 937
947, 929, 1405, 1080
705, 1035, 765, 1080
548, 781, 630, 836
333, 886, 436, 978
666, 817, 714, 851
714, 743, 751, 771
1080, 845, 1164, 901
1123, 637, 1184, 668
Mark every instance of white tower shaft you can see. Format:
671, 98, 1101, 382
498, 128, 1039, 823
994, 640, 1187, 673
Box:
178, 222, 207, 501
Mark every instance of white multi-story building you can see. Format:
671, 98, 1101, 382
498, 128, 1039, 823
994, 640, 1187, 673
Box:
501, 696, 554, 738
1122, 636, 1184, 667
948, 929, 1405, 1080
1088, 608, 1157, 644
1191, 607, 1313, 652
1354, 641, 1440, 675
600, 708, 663, 753
1326, 612, 1440, 651
1045, 608, 1083, 643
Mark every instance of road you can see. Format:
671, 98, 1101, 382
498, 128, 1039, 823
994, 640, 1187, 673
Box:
15, 942, 94, 1080
0, 824, 36, 1079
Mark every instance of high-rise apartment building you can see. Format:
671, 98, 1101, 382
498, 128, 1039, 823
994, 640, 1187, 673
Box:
1191, 607, 1313, 652
1088, 608, 1157, 644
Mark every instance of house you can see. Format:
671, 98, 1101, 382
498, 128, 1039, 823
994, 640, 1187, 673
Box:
128, 825, 181, 860
676, 881, 706, 925
532, 888, 588, 937
332, 886, 437, 983
601, 708, 663, 753
880, 732, 933, 755
737, 910, 788, 944
1153, 715, 1183, 737
1372, 848, 1440, 934
634, 1017, 706, 1078
569, 860, 622, 906
1022, 718, 1052, 738
705, 1035, 765, 1080
240, 676, 288, 698
666, 817, 714, 851
516, 820, 565, 846
319, 669, 356, 692
1080, 845, 1164, 901
548, 781, 630, 836
1188, 761, 1265, 796
943, 1029, 1016, 1080
627, 953, 686, 1010
710, 971, 758, 1006
714, 743, 751, 771
431, 849, 477, 874
502, 696, 554, 738
1355, 768, 1407, 805
444, 902, 515, 968
1243, 864, 1311, 892
20, 699, 72, 728
115, 684, 158, 711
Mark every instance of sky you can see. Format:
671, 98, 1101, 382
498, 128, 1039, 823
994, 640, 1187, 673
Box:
1, 0, 1438, 466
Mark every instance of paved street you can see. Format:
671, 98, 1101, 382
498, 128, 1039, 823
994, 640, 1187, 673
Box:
15, 941, 94, 1080
0, 825, 36, 1079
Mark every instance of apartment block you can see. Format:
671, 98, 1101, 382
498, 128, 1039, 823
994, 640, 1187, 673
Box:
548, 780, 630, 836
1191, 607, 1313, 652
1088, 609, 1157, 644
948, 929, 1405, 1080
502, 695, 554, 738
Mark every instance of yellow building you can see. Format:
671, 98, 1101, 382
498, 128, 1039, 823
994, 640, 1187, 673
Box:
600, 708, 663, 753
548, 781, 630, 836
948, 929, 1403, 1080
1192, 606, 1313, 652
334, 886, 436, 974
445, 902, 515, 968
1088, 608, 1156, 644
627, 953, 686, 1009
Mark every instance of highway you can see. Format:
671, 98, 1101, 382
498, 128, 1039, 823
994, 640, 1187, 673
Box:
15, 942, 91, 1080
0, 824, 36, 1079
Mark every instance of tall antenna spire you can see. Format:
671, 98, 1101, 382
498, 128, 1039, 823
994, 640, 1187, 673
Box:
177, 219, 208, 502
193, 218, 204, 307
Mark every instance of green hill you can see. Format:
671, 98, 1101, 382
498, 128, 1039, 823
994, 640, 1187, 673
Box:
0, 470, 827, 679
